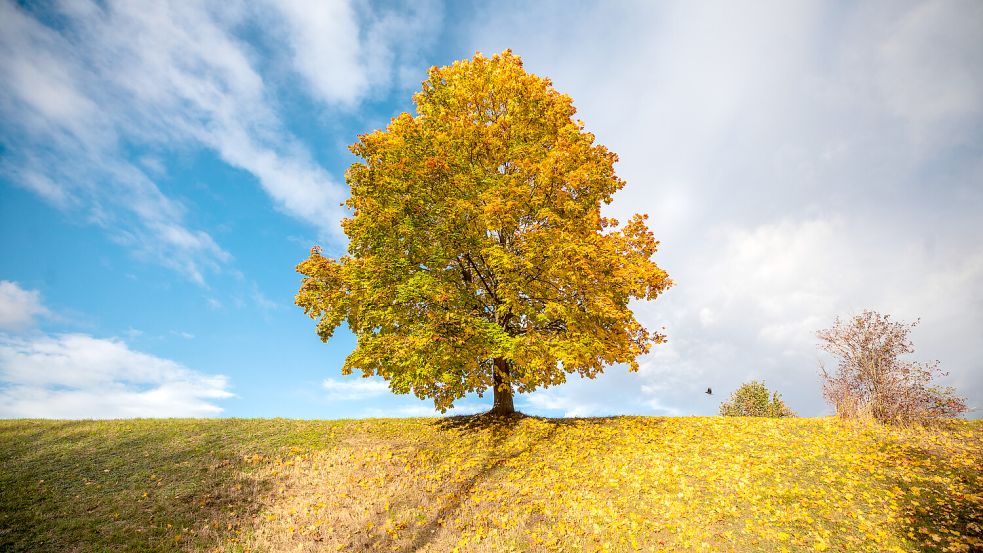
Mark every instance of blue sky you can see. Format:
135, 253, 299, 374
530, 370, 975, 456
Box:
1, 0, 981, 419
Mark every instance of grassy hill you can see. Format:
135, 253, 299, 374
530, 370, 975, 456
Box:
1, 416, 980, 552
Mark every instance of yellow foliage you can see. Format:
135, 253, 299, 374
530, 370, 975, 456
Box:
9, 417, 977, 551
295, 51, 671, 412
228, 416, 982, 552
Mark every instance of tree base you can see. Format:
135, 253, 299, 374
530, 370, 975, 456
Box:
487, 403, 516, 416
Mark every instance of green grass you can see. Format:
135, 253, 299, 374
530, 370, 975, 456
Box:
1, 416, 980, 552
0, 419, 343, 551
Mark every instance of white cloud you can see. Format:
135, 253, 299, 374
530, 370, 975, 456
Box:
0, 333, 232, 418
0, 0, 439, 282
269, 0, 365, 106
0, 281, 48, 332
322, 375, 486, 416
0, 1, 231, 284
359, 402, 485, 418
323, 377, 391, 400
268, 0, 442, 106
0, 282, 230, 418
522, 390, 606, 418
630, 217, 983, 416
873, 0, 983, 149
466, 0, 983, 417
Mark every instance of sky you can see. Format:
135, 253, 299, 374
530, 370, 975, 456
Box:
1, 0, 981, 419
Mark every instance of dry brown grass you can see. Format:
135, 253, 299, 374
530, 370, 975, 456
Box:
225, 415, 562, 552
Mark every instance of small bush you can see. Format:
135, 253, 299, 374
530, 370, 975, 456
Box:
719, 381, 796, 418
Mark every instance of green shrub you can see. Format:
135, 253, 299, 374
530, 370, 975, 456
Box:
719, 381, 796, 417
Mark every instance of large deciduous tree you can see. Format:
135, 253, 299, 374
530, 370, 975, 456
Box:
296, 51, 671, 414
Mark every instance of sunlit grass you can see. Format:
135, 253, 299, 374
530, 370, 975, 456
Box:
1, 416, 980, 551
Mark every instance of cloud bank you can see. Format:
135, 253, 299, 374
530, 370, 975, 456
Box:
473, 0, 983, 417
0, 281, 231, 418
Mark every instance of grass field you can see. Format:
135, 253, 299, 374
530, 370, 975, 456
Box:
1, 416, 980, 552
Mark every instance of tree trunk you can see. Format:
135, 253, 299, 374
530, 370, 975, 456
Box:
489, 357, 515, 415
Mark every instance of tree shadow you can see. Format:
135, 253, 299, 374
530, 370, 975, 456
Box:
432, 411, 531, 431
350, 412, 560, 552
886, 434, 983, 552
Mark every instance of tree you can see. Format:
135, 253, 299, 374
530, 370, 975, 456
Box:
817, 310, 967, 423
295, 51, 672, 415
719, 381, 796, 418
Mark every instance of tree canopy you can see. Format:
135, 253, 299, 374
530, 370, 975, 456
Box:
296, 51, 671, 413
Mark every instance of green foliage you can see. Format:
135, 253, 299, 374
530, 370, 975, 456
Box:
296, 51, 671, 412
719, 381, 796, 418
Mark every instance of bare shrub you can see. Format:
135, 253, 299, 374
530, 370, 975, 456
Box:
817, 311, 967, 424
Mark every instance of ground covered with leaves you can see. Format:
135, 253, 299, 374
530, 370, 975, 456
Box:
1, 416, 980, 552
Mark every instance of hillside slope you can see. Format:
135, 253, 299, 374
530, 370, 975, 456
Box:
1, 416, 980, 552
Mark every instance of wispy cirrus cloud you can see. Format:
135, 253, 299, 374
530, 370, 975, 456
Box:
0, 1, 231, 284
323, 377, 391, 401
268, 0, 441, 107
0, 0, 441, 284
322, 375, 485, 417
359, 402, 485, 418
